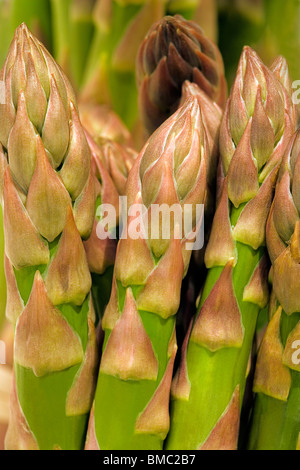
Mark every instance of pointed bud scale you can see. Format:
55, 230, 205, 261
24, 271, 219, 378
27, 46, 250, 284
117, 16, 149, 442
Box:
204, 177, 236, 268
219, 102, 235, 175
270, 56, 293, 97
45, 206, 92, 306
27, 35, 50, 99
14, 271, 84, 377
176, 130, 202, 201
141, 135, 177, 208
241, 50, 266, 117
95, 157, 120, 215
4, 255, 24, 325
3, 168, 50, 268
41, 75, 69, 168
272, 171, 299, 243
24, 51, 47, 132
243, 255, 270, 309
135, 342, 177, 440
38, 42, 69, 113
233, 166, 279, 250
100, 288, 159, 381
168, 325, 177, 358
171, 319, 193, 400
180, 153, 207, 217
147, 158, 181, 258
263, 67, 286, 137
228, 69, 249, 146
190, 259, 244, 352
114, 209, 155, 287
227, 120, 259, 208
282, 321, 300, 372
0, 67, 16, 149
101, 277, 120, 331
4, 376, 39, 450
59, 103, 91, 200
84, 404, 100, 450
273, 247, 300, 315
83, 220, 116, 275
66, 313, 99, 416
180, 81, 223, 186
26, 136, 72, 242
270, 56, 297, 128
10, 40, 27, 107
290, 221, 300, 263
73, 166, 97, 240
253, 307, 292, 401
7, 91, 37, 192
199, 386, 240, 450
137, 234, 184, 319
266, 204, 286, 265
250, 87, 275, 171
259, 108, 296, 186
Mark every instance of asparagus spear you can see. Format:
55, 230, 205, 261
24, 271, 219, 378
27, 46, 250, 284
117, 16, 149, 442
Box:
136, 14, 227, 136
248, 127, 300, 450
165, 46, 296, 450
1, 24, 98, 450
85, 95, 209, 450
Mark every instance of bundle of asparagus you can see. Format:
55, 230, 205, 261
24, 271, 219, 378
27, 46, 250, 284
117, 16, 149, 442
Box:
0, 5, 299, 452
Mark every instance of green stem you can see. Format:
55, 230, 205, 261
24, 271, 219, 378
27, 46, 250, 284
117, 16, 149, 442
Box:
94, 309, 175, 450
165, 240, 263, 449
50, 0, 95, 91
81, 1, 159, 129
248, 311, 300, 450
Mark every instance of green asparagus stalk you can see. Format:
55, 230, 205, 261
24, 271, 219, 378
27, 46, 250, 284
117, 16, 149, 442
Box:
80, 0, 166, 129
85, 95, 209, 450
1, 24, 99, 450
136, 14, 227, 136
165, 46, 296, 450
248, 127, 300, 450
50, 0, 96, 91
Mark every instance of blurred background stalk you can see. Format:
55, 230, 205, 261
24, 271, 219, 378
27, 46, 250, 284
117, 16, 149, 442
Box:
50, 0, 96, 92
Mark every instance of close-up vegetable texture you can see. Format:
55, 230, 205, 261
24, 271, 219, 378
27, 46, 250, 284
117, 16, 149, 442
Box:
0, 0, 299, 451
